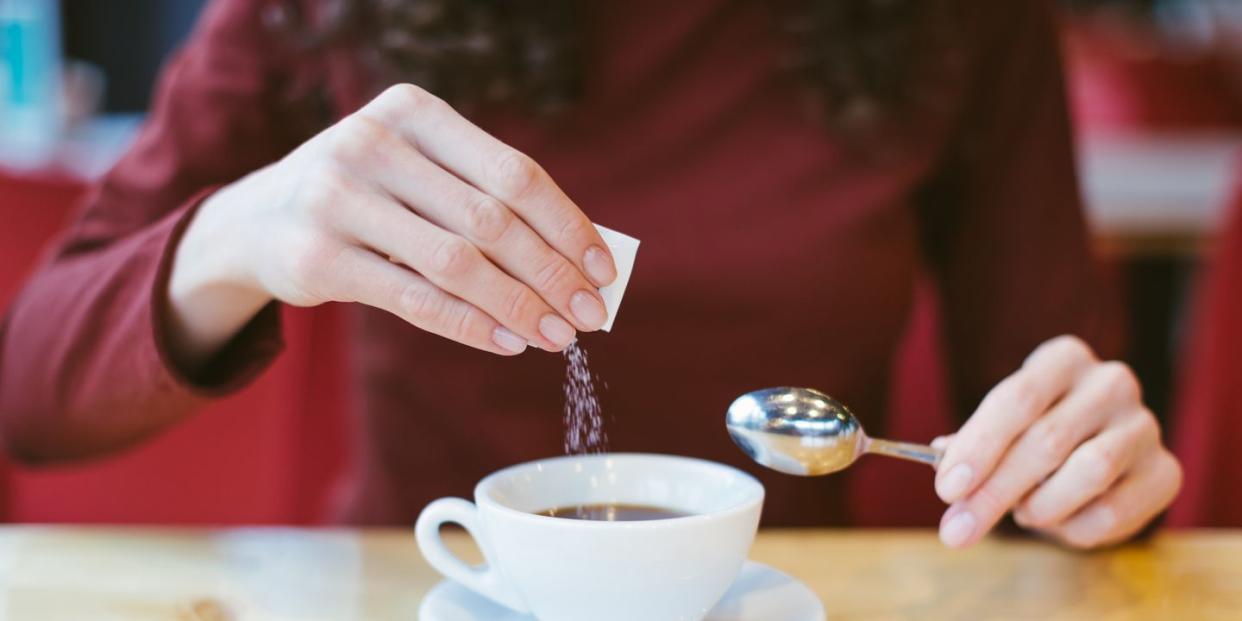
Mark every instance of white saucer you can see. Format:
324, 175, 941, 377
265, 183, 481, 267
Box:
419, 560, 825, 621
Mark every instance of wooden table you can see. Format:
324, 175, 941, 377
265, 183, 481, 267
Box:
0, 528, 1238, 620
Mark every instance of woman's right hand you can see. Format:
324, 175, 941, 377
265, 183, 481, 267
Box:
167, 84, 617, 370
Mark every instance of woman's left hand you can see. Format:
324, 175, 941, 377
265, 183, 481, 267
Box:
933, 335, 1182, 549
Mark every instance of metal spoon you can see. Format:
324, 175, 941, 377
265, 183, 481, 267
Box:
726, 387, 943, 476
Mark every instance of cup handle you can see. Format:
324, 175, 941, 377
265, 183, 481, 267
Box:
415, 497, 529, 613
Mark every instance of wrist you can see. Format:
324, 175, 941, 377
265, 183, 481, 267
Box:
165, 182, 273, 372
172, 183, 266, 298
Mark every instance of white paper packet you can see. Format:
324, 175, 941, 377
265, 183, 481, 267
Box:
594, 224, 639, 332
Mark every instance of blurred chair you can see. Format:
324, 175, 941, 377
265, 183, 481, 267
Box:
1169, 179, 1242, 528
1067, 32, 1242, 132
1063, 10, 1242, 528
1065, 14, 1242, 434
0, 169, 352, 524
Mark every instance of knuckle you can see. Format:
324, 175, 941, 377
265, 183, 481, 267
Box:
532, 256, 576, 293
430, 237, 476, 278
964, 429, 1002, 460
284, 231, 339, 292
443, 301, 476, 343
1050, 334, 1094, 363
491, 149, 542, 202
1000, 375, 1040, 415
302, 169, 351, 222
1028, 418, 1073, 466
382, 83, 441, 112
1077, 444, 1122, 489
501, 286, 540, 324
400, 282, 444, 324
1133, 411, 1162, 445
318, 167, 353, 196
330, 117, 392, 164
1161, 450, 1184, 490
371, 274, 406, 309
463, 194, 512, 244
1098, 361, 1142, 404
555, 215, 590, 249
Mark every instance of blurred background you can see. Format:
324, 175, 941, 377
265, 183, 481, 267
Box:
1, 0, 1240, 526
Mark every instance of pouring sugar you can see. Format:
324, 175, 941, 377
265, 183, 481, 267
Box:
560, 224, 638, 455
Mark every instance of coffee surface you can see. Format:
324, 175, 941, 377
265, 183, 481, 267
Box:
537, 503, 690, 521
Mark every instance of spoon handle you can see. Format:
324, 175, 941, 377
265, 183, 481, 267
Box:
865, 438, 944, 468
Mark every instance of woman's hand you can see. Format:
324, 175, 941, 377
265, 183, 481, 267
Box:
168, 84, 617, 368
933, 335, 1182, 550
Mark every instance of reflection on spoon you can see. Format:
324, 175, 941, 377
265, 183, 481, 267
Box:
726, 387, 943, 476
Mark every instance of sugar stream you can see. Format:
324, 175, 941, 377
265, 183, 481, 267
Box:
562, 340, 608, 455
560, 340, 611, 520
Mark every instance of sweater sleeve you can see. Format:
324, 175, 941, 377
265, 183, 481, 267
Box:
0, 0, 321, 462
917, 0, 1123, 421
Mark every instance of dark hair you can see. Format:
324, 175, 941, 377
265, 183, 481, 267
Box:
268, 0, 959, 147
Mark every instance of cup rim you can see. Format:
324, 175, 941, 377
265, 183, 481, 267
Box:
473, 453, 765, 528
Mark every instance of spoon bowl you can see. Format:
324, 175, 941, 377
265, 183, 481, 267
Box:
726, 387, 942, 476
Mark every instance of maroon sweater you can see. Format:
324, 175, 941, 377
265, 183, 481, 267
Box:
0, 0, 1114, 525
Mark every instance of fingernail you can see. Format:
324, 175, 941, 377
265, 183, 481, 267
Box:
940, 510, 977, 548
938, 464, 974, 502
583, 245, 617, 287
931, 436, 950, 451
539, 314, 576, 348
569, 290, 607, 330
491, 327, 527, 354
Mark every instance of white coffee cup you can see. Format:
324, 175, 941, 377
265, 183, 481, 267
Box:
415, 453, 765, 621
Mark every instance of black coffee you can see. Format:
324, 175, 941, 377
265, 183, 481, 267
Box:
537, 503, 690, 521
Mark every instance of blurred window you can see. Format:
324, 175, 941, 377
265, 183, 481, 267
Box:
61, 0, 205, 113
